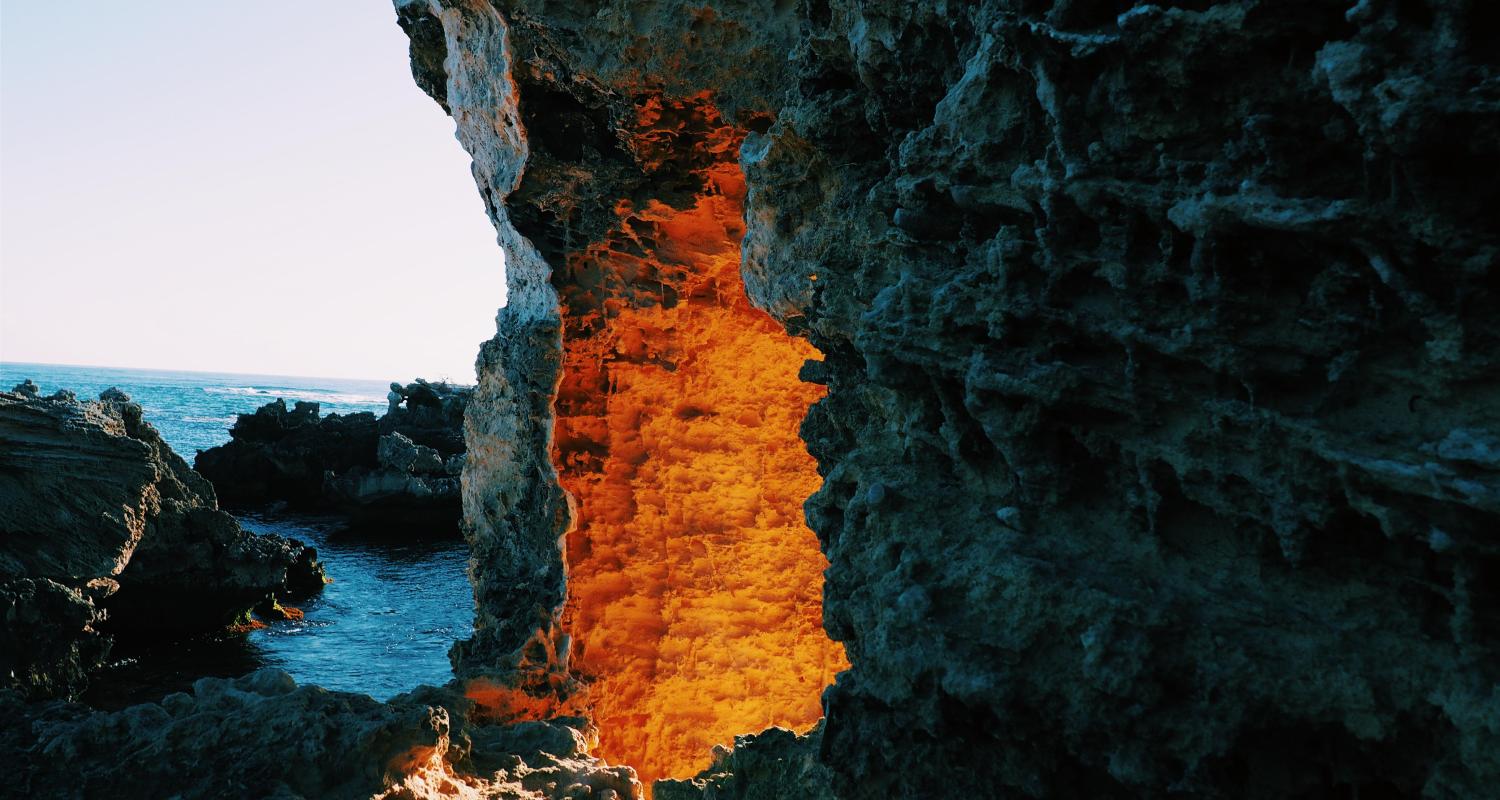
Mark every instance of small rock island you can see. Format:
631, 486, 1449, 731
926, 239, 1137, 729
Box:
195, 379, 470, 533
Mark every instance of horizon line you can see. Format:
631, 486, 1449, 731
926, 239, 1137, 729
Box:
0, 359, 472, 387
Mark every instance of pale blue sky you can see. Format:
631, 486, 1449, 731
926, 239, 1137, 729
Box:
0, 1, 504, 382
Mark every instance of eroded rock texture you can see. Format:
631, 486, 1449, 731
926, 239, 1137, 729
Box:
654, 726, 835, 800
1, 668, 636, 800
398, 1, 1499, 797
0, 386, 324, 698
540, 103, 845, 783
400, 1, 843, 786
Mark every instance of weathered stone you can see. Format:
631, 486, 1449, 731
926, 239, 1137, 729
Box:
0, 389, 161, 580
0, 387, 325, 696
655, 726, 835, 800
0, 579, 112, 702
0, 668, 638, 800
377, 431, 448, 476
194, 399, 381, 507
395, 1, 1500, 797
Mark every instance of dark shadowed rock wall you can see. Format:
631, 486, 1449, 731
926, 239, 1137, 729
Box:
397, 1, 1498, 797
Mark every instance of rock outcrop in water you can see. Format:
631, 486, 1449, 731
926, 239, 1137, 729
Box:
393, 0, 1500, 797
0, 384, 325, 699
195, 379, 470, 532
2, 667, 636, 800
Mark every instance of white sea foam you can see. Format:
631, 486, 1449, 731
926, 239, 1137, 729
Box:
203, 386, 387, 407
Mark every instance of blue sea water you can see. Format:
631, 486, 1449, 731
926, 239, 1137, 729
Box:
0, 362, 394, 457
0, 362, 474, 704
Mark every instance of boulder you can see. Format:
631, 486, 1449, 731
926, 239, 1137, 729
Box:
0, 385, 325, 698
321, 432, 462, 531
376, 431, 446, 475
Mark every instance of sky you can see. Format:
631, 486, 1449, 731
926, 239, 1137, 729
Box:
0, 1, 505, 383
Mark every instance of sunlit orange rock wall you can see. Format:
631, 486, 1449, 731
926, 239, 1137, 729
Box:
550, 96, 846, 786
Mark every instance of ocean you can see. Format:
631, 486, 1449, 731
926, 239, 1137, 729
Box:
1, 362, 474, 704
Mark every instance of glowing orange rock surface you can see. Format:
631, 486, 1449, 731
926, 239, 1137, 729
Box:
551, 95, 847, 787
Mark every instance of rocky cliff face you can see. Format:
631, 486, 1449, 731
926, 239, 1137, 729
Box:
195, 380, 470, 532
0, 384, 325, 698
397, 1, 1498, 797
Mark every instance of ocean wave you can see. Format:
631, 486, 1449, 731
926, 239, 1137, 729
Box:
202, 386, 387, 407
180, 415, 238, 424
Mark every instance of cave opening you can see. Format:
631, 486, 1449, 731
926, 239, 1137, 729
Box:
546, 93, 848, 787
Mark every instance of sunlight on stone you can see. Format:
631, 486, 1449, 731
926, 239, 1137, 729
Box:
550, 95, 847, 787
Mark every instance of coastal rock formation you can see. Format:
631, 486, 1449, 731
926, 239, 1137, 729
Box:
0, 385, 325, 697
324, 431, 466, 529
1, 667, 637, 800
398, 1, 844, 786
195, 379, 469, 531
197, 398, 380, 507
396, 1, 1500, 798
0, 579, 112, 701
654, 726, 834, 800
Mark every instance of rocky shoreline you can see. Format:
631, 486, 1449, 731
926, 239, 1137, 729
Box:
1, 381, 325, 700
2, 667, 636, 800
1, 379, 574, 800
5, 0, 1498, 797
195, 379, 469, 534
